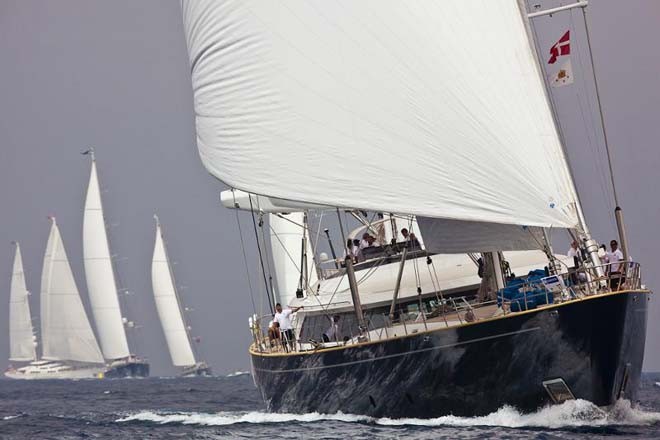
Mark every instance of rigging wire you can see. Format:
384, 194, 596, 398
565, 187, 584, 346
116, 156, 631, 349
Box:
232, 194, 258, 316
569, 10, 618, 234
248, 194, 275, 315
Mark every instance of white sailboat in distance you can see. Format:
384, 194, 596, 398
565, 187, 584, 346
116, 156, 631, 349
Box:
6, 219, 105, 379
151, 216, 211, 376
82, 149, 149, 377
4, 242, 37, 375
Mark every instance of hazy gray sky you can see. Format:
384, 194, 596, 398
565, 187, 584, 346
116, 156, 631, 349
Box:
1, 0, 659, 376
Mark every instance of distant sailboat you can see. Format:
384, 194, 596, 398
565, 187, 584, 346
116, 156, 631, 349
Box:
82, 150, 149, 378
6, 243, 37, 364
151, 216, 211, 376
5, 220, 105, 379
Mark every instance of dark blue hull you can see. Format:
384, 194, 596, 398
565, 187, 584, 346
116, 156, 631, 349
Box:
104, 362, 150, 379
250, 290, 649, 417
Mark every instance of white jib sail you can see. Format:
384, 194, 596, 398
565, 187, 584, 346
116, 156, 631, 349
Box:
9, 242, 37, 362
41, 219, 104, 364
151, 217, 196, 367
83, 159, 130, 360
181, 0, 579, 230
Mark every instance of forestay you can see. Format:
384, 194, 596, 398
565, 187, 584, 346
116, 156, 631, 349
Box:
83, 159, 130, 360
41, 219, 104, 364
9, 243, 37, 362
181, 0, 579, 230
151, 219, 196, 367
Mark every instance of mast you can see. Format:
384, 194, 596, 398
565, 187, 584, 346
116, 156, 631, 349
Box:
151, 216, 197, 367
82, 150, 131, 360
8, 242, 37, 362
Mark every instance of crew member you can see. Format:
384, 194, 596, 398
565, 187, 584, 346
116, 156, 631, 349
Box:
274, 303, 304, 351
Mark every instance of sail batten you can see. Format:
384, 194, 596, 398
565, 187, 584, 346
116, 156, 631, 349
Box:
41, 220, 104, 364
182, 0, 580, 230
83, 160, 131, 360
151, 219, 196, 367
9, 243, 37, 362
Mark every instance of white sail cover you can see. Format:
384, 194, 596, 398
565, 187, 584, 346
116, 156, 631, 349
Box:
270, 213, 318, 306
151, 219, 196, 367
41, 219, 104, 364
181, 0, 579, 230
83, 160, 130, 360
9, 243, 37, 362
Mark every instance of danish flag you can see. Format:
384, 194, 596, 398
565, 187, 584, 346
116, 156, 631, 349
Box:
548, 30, 570, 64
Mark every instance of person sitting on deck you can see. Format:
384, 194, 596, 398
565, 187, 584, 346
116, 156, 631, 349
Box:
401, 228, 420, 248
267, 321, 281, 348
360, 233, 379, 248
274, 303, 304, 352
352, 239, 362, 261
322, 315, 341, 343
343, 239, 357, 263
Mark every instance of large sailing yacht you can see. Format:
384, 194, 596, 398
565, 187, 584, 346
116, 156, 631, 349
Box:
181, 1, 649, 417
5, 221, 106, 379
82, 152, 149, 377
151, 216, 211, 376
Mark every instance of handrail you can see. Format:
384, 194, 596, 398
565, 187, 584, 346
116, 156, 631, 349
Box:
250, 261, 643, 354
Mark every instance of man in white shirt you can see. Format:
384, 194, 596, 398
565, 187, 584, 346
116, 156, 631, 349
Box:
606, 239, 625, 289
274, 303, 303, 351
566, 240, 581, 284
567, 240, 580, 259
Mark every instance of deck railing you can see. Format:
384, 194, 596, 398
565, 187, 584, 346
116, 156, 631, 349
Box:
250, 261, 643, 354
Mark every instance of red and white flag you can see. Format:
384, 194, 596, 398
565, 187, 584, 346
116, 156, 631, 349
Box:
548, 30, 570, 64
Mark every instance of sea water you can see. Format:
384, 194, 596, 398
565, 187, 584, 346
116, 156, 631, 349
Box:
1, 372, 659, 439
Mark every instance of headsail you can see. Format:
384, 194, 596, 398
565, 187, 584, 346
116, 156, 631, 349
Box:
181, 0, 580, 232
9, 243, 37, 362
41, 219, 104, 364
83, 157, 130, 360
151, 217, 196, 367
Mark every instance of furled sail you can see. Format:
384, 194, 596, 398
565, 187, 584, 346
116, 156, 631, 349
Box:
9, 243, 37, 362
83, 158, 130, 360
181, 0, 579, 231
151, 217, 196, 367
270, 212, 318, 306
41, 219, 104, 364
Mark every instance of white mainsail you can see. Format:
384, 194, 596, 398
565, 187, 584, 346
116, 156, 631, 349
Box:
151, 217, 196, 367
9, 242, 37, 362
82, 157, 130, 360
181, 0, 580, 235
41, 219, 104, 364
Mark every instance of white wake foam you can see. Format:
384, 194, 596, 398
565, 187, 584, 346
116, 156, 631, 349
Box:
226, 371, 250, 378
117, 411, 370, 426
2, 415, 22, 420
117, 399, 660, 429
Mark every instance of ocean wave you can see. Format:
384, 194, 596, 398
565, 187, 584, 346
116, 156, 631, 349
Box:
226, 371, 250, 378
117, 411, 371, 425
2, 415, 23, 421
116, 399, 660, 429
